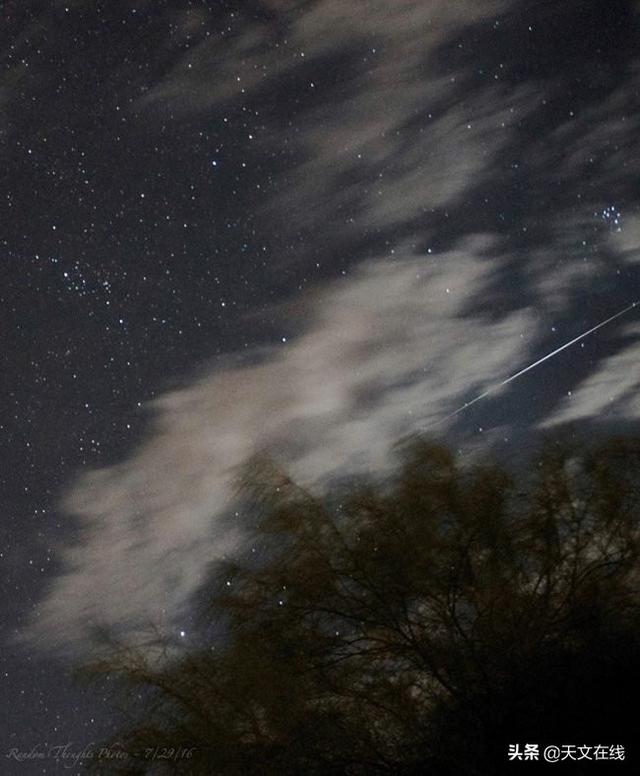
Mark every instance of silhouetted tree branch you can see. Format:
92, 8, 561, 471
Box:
86, 434, 640, 775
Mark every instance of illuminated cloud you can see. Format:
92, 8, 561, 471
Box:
19, 0, 640, 659
23, 236, 536, 656
543, 322, 640, 427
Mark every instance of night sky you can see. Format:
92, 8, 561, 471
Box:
2, 0, 640, 770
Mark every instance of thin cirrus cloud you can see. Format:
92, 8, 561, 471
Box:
136, 0, 515, 240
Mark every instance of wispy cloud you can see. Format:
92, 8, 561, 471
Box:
19, 0, 640, 657
543, 322, 640, 427
22, 237, 536, 656
137, 0, 514, 241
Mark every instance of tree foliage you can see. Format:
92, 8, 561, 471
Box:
89, 435, 640, 774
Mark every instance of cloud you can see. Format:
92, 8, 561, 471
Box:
19, 247, 640, 658
134, 0, 640, 271
23, 235, 538, 657
542, 321, 640, 427
611, 213, 640, 264
138, 0, 509, 114
19, 0, 640, 659
136, 0, 515, 241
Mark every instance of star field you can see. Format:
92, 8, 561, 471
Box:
1, 0, 640, 766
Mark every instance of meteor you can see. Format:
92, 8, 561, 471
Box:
430, 299, 638, 428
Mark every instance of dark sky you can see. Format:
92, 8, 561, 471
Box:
2, 1, 640, 770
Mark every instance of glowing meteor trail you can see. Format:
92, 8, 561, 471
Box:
430, 299, 638, 428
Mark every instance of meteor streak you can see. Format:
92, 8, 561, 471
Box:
430, 300, 638, 428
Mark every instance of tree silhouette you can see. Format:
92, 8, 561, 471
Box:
87, 434, 640, 774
